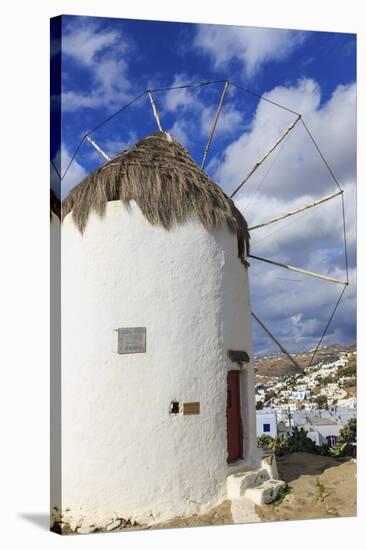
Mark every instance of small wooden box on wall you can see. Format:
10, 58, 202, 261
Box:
227, 350, 250, 367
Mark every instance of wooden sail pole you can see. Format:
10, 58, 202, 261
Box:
85, 136, 111, 161
249, 190, 343, 231
249, 254, 348, 286
201, 80, 230, 170
147, 91, 163, 132
230, 114, 301, 198
251, 312, 300, 369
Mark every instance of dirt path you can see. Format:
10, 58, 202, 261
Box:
257, 453, 356, 522
151, 500, 233, 530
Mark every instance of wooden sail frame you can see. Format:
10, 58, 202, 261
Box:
251, 312, 300, 369
249, 254, 348, 286
147, 90, 163, 132
230, 114, 301, 198
249, 190, 343, 231
85, 136, 111, 161
201, 80, 230, 170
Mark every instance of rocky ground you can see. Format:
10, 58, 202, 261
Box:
153, 453, 356, 530
256, 452, 356, 522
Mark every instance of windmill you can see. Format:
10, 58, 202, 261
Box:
58, 78, 349, 372
51, 77, 352, 532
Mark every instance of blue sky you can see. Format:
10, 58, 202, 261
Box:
52, 15, 356, 356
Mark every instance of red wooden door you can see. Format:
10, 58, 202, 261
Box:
227, 370, 243, 463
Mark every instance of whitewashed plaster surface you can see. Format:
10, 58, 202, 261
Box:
58, 200, 259, 531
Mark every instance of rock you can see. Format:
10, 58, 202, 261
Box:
76, 525, 96, 534
245, 479, 286, 505
106, 519, 122, 531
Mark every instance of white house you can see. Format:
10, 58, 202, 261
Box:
304, 417, 340, 447
256, 408, 278, 438
292, 408, 356, 447
329, 406, 356, 425
337, 397, 357, 408
290, 390, 312, 401
51, 132, 264, 534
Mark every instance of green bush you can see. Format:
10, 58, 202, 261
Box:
339, 418, 357, 444
332, 418, 357, 457
286, 427, 320, 455
257, 434, 273, 448
319, 443, 331, 456
273, 485, 292, 506
257, 427, 325, 456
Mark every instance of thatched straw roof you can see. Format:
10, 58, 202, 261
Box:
62, 131, 250, 258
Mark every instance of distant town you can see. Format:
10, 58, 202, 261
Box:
254, 344, 357, 449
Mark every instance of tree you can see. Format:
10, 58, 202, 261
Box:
339, 417, 357, 444
315, 394, 328, 409
339, 418, 357, 443
333, 418, 356, 457
256, 401, 264, 410
265, 390, 276, 402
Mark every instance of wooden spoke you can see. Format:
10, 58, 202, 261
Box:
249, 190, 343, 231
201, 80, 230, 170
85, 136, 111, 161
251, 312, 300, 369
249, 254, 348, 286
148, 91, 163, 132
230, 114, 301, 198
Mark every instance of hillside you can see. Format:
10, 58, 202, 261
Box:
254, 343, 356, 379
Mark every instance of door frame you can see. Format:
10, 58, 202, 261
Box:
226, 369, 243, 464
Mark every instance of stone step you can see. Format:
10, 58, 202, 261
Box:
231, 497, 261, 524
244, 479, 286, 506
227, 468, 270, 499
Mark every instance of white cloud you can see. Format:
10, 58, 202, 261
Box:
168, 120, 190, 147
164, 74, 199, 112
62, 24, 122, 66
251, 261, 356, 355
93, 58, 128, 95
228, 79, 356, 278
102, 132, 138, 156
62, 90, 103, 111
216, 79, 356, 200
194, 25, 306, 78
62, 20, 132, 111
200, 103, 243, 137
164, 74, 244, 144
